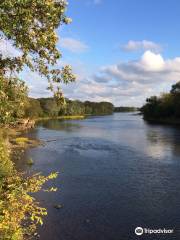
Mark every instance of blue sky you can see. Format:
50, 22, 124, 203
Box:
64, 0, 180, 62
57, 0, 180, 106
2, 0, 180, 106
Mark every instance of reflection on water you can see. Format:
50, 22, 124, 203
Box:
17, 113, 180, 240
145, 125, 180, 160
37, 120, 82, 132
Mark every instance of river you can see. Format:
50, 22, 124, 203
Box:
16, 113, 180, 240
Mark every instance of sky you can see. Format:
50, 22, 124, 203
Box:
1, 0, 180, 107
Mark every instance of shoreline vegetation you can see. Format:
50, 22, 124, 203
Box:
25, 98, 114, 118
141, 82, 180, 125
35, 115, 85, 121
114, 106, 138, 112
25, 97, 138, 121
0, 127, 57, 240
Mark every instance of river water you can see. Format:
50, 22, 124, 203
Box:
17, 113, 180, 240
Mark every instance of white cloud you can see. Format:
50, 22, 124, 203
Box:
26, 50, 180, 107
21, 70, 50, 98
59, 37, 89, 53
139, 50, 165, 71
0, 38, 21, 59
101, 51, 180, 83
61, 51, 180, 106
122, 40, 162, 52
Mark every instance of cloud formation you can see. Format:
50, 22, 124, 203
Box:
61, 51, 180, 106
59, 37, 89, 53
101, 51, 180, 83
122, 40, 162, 52
0, 38, 21, 59
26, 50, 180, 107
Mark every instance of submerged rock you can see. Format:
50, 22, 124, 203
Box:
85, 219, 90, 223
54, 204, 63, 210
27, 158, 34, 166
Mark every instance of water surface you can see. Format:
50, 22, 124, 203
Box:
17, 113, 180, 240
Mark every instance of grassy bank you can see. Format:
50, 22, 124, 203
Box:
35, 113, 117, 123
35, 115, 85, 122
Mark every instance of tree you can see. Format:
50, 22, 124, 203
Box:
25, 98, 44, 118
141, 82, 180, 121
84, 101, 114, 115
0, 2, 75, 239
170, 82, 180, 94
0, 0, 76, 124
0, 138, 58, 240
65, 100, 85, 116
0, 75, 28, 124
170, 82, 180, 117
114, 107, 137, 112
39, 98, 60, 117
0, 0, 75, 102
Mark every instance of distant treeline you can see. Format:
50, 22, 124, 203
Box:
141, 82, 180, 123
114, 107, 138, 112
25, 98, 114, 118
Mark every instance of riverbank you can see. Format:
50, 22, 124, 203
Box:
0, 127, 41, 146
35, 112, 141, 124
35, 115, 85, 122
34, 113, 117, 123
0, 127, 42, 165
0, 125, 58, 240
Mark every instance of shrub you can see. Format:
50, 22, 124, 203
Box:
0, 140, 57, 240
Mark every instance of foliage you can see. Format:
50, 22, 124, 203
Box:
170, 82, 180, 95
84, 101, 114, 115
141, 81, 180, 121
0, 0, 75, 101
114, 106, 138, 112
25, 98, 115, 118
0, 0, 75, 125
0, 139, 58, 240
0, 75, 28, 124
39, 98, 61, 117
0, 1, 74, 239
65, 100, 85, 116
25, 98, 44, 118
0, 141, 13, 178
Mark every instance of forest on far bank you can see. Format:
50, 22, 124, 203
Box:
26, 98, 114, 118
25, 98, 139, 119
141, 81, 180, 123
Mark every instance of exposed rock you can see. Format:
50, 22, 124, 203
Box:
54, 204, 63, 210
16, 118, 35, 130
